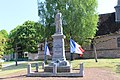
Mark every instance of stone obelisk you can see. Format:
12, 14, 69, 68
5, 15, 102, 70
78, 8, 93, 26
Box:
44, 10, 70, 72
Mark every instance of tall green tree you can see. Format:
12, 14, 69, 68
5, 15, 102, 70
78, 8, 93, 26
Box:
9, 21, 44, 53
0, 29, 8, 56
38, 0, 98, 45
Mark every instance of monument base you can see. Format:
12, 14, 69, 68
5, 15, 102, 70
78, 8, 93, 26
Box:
27, 72, 84, 77
27, 63, 84, 77
44, 66, 71, 72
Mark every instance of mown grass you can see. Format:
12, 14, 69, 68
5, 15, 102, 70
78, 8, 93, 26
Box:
71, 58, 120, 75
0, 59, 120, 76
72, 59, 120, 68
0, 61, 42, 76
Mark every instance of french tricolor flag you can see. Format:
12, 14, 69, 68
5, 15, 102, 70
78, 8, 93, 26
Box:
70, 39, 84, 57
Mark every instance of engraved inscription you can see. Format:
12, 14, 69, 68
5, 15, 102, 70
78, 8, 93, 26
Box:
54, 44, 62, 54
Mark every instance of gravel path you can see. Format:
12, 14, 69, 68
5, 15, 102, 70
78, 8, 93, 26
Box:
0, 68, 120, 80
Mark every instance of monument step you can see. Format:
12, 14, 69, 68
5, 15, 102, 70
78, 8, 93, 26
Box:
44, 66, 71, 72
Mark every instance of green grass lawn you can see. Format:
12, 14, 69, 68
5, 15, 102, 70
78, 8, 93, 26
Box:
0, 61, 42, 76
0, 59, 120, 76
71, 58, 120, 74
72, 58, 120, 68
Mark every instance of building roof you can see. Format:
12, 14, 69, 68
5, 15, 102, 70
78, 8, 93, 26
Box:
96, 12, 120, 36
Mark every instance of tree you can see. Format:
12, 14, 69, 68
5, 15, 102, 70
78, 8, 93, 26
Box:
0, 29, 8, 56
38, 0, 98, 45
9, 21, 44, 53
0, 30, 8, 38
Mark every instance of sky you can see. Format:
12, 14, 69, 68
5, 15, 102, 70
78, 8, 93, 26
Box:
0, 0, 118, 33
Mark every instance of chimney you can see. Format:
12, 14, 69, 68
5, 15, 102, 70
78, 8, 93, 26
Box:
115, 0, 120, 22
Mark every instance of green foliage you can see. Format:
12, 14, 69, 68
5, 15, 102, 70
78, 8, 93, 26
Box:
9, 21, 44, 53
0, 29, 8, 38
39, 0, 98, 45
0, 30, 8, 56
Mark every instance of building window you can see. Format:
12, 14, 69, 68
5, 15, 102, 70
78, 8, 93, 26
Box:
117, 37, 120, 47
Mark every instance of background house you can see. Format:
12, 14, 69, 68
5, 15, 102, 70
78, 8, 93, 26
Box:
84, 0, 120, 58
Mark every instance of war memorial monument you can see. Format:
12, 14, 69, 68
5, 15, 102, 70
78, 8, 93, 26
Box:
27, 11, 84, 77
44, 10, 71, 72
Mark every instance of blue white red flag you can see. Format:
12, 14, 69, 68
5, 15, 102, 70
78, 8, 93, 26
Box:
44, 42, 51, 56
70, 39, 84, 56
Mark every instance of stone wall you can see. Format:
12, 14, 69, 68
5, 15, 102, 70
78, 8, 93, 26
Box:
96, 49, 120, 58
95, 34, 118, 49
83, 34, 120, 58
83, 49, 120, 58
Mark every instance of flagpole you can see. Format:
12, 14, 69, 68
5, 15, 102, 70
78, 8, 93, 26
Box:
44, 38, 47, 64
70, 31, 73, 65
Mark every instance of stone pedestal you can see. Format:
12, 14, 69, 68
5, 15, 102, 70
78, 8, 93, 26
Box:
44, 33, 70, 72
52, 34, 66, 61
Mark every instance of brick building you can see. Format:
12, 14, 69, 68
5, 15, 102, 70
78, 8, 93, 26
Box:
84, 0, 120, 58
